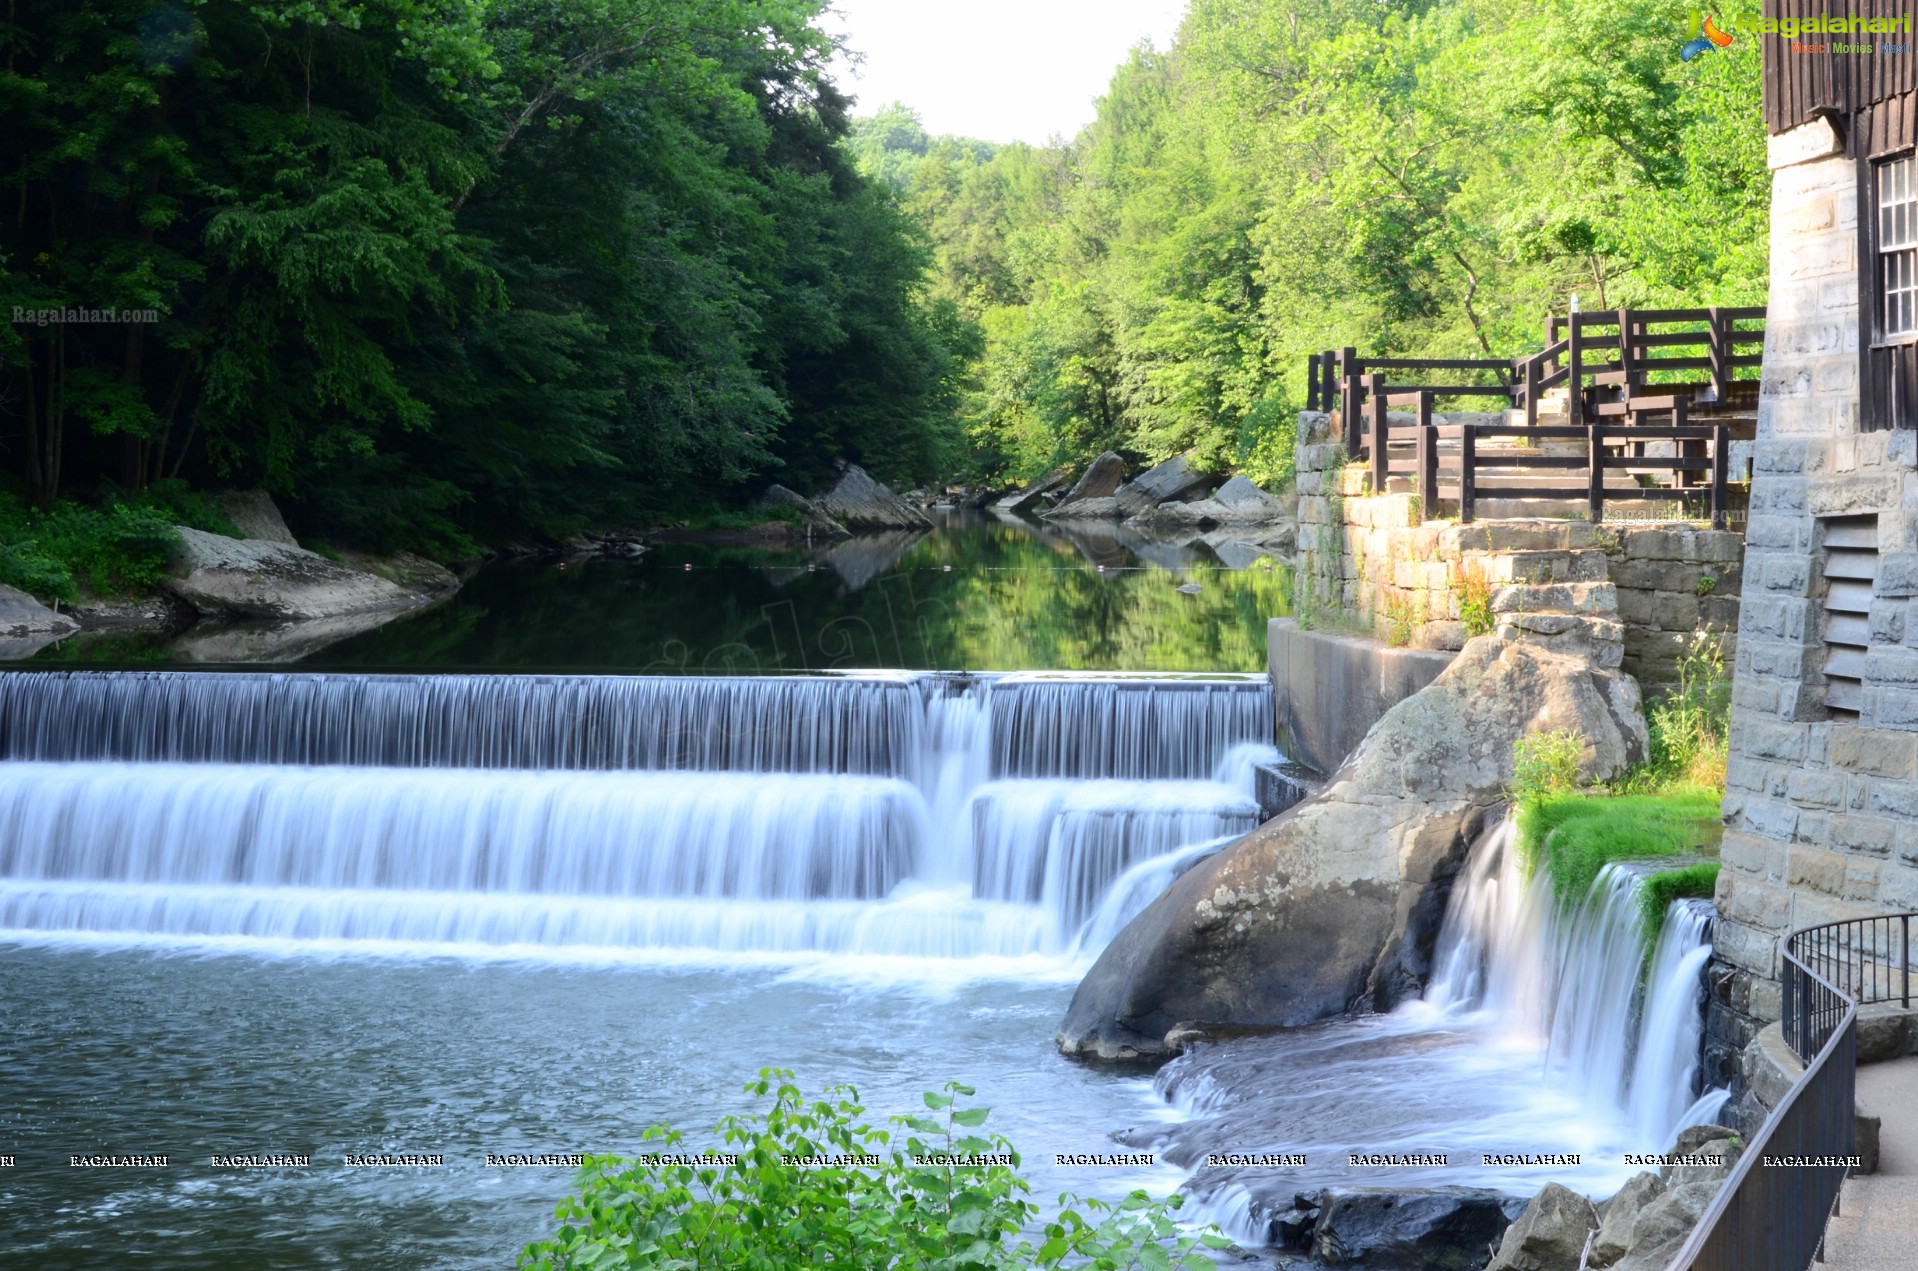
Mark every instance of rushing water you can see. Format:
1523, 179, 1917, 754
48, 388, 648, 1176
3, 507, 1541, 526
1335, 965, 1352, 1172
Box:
1, 554, 1727, 1267
0, 669, 1273, 1267
1135, 821, 1730, 1244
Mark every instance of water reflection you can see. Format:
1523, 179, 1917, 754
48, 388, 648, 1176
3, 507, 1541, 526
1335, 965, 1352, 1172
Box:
17, 510, 1293, 672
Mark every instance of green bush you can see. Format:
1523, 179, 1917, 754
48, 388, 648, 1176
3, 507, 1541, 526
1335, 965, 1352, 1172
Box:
0, 492, 185, 602
519, 1070, 1228, 1271
1627, 635, 1731, 793
1508, 729, 1583, 806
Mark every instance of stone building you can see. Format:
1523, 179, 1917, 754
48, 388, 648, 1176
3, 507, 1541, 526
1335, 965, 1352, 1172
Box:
1710, 9, 1918, 1082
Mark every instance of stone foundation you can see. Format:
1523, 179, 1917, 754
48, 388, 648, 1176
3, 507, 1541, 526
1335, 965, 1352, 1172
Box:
1292, 410, 1743, 697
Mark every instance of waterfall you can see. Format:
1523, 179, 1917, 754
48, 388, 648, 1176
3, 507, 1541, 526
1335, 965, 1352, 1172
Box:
1424, 820, 1727, 1147
1150, 813, 1729, 1240
0, 670, 1274, 963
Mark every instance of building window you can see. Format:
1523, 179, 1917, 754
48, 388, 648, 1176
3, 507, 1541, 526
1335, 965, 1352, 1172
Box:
1882, 154, 1918, 339
1862, 153, 1918, 432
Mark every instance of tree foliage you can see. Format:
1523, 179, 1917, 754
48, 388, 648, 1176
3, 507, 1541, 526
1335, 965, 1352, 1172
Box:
857, 0, 1767, 490
0, 0, 966, 553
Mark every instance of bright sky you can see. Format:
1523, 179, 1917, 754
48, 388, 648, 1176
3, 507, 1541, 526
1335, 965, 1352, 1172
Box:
825, 1, 1190, 145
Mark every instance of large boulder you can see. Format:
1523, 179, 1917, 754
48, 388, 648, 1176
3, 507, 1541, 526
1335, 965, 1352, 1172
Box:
1056, 635, 1647, 1064
1055, 452, 1126, 508
1611, 1181, 1719, 1271
164, 527, 429, 621
1041, 495, 1121, 521
1310, 1188, 1522, 1269
0, 584, 79, 638
0, 583, 79, 658
1131, 474, 1286, 527
1589, 1172, 1665, 1268
758, 484, 850, 538
1485, 1182, 1597, 1271
815, 465, 931, 529
992, 465, 1072, 514
1115, 453, 1213, 516
215, 489, 299, 545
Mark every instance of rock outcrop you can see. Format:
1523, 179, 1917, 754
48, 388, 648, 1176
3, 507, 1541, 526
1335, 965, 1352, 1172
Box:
1485, 1182, 1598, 1271
164, 528, 441, 621
1115, 453, 1214, 516
0, 584, 79, 658
758, 484, 850, 538
1041, 495, 1121, 521
216, 489, 299, 545
1053, 452, 1126, 510
992, 465, 1072, 514
1056, 635, 1647, 1064
1306, 1188, 1524, 1269
815, 465, 931, 529
1130, 474, 1286, 527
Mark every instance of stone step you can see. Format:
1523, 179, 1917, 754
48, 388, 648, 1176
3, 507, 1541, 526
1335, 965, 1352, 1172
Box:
1489, 579, 1617, 616
1473, 548, 1610, 585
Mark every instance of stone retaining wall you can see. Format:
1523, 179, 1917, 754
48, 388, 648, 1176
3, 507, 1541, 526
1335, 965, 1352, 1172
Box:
1293, 410, 1743, 697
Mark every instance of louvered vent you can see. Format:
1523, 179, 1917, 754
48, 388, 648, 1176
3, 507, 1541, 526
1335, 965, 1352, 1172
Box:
1822, 516, 1879, 720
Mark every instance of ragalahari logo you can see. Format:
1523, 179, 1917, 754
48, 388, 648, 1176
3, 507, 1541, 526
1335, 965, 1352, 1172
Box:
1680, 12, 1736, 61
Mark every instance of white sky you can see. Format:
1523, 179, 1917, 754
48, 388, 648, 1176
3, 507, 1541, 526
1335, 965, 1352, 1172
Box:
825, 1, 1190, 145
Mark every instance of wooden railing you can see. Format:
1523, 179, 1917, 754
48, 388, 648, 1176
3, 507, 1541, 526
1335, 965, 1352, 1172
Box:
1302, 306, 1764, 528
1379, 389, 1733, 529
1667, 911, 1917, 1271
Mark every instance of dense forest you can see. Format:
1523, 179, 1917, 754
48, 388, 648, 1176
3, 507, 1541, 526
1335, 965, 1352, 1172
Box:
0, 0, 1767, 578
850, 0, 1768, 488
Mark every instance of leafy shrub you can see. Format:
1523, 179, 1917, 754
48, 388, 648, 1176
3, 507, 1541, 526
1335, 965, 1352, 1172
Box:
1509, 728, 1584, 806
1454, 558, 1494, 637
519, 1070, 1228, 1271
0, 493, 183, 602
1642, 634, 1731, 791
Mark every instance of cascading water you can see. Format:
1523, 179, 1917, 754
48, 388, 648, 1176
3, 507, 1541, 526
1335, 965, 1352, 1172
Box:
0, 670, 1273, 963
1137, 816, 1730, 1243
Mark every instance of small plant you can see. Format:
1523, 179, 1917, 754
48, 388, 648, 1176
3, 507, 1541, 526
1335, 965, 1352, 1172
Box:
519, 1071, 1231, 1271
1593, 527, 1624, 557
1509, 728, 1584, 807
1454, 557, 1495, 637
1629, 634, 1731, 792
1382, 589, 1419, 647
1695, 572, 1717, 597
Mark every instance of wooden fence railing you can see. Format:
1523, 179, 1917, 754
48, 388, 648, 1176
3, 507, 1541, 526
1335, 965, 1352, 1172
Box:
1381, 388, 1733, 529
1303, 306, 1763, 528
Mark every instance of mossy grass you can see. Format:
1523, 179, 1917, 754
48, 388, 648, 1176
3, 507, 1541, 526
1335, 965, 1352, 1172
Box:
1639, 861, 1721, 953
1514, 787, 1723, 910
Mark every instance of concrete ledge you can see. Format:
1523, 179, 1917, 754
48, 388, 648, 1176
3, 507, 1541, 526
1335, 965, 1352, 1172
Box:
1268, 617, 1456, 775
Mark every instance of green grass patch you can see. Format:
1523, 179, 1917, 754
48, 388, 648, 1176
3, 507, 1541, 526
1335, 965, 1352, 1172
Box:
1639, 861, 1721, 954
1515, 789, 1723, 909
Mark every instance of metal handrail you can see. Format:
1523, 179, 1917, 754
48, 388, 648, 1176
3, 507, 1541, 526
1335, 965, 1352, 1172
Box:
1666, 912, 1918, 1271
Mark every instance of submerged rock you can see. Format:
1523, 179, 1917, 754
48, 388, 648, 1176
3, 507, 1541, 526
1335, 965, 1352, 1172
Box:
815, 465, 931, 529
1485, 1182, 1596, 1271
1311, 1187, 1523, 1269
0, 583, 79, 658
1056, 635, 1647, 1064
1115, 453, 1214, 516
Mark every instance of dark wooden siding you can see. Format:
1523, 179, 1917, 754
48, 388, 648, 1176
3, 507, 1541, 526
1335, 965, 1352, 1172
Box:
1764, 1, 1918, 139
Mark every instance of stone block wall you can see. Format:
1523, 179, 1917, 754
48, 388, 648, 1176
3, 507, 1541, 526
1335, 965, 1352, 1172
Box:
1293, 410, 1743, 697
1710, 120, 1918, 1084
